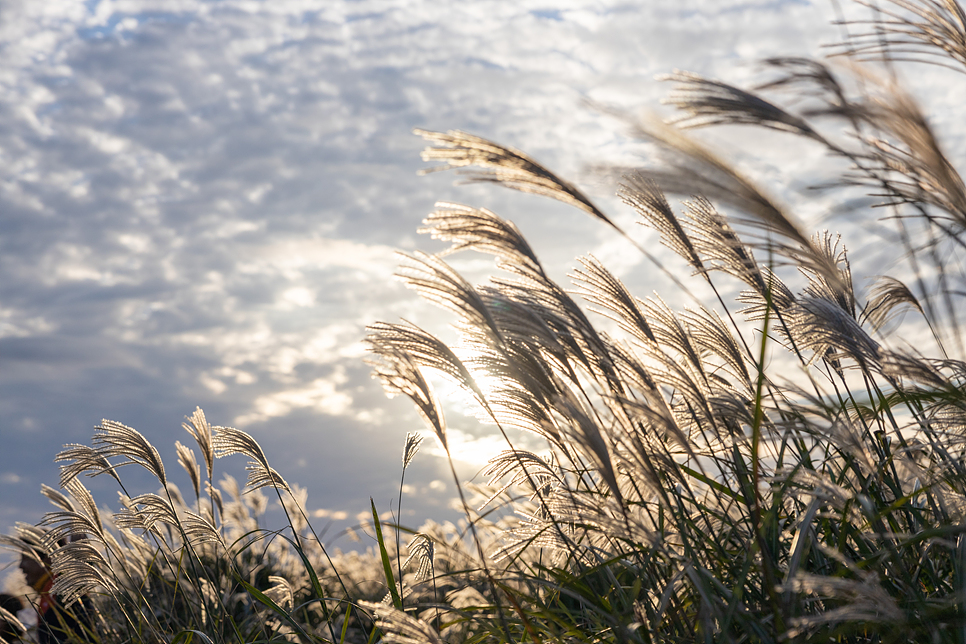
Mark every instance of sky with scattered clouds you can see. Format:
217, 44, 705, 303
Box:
1, 0, 961, 565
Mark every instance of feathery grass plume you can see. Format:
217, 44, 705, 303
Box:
843, 75, 966, 230
360, 600, 443, 644
113, 493, 180, 535
366, 321, 486, 410
13, 1, 966, 642
554, 386, 624, 508
183, 406, 215, 480
48, 538, 117, 608
175, 441, 202, 500
619, 173, 705, 273
92, 419, 166, 486
881, 348, 951, 387
205, 480, 224, 519
571, 256, 657, 345
179, 509, 226, 549
211, 425, 290, 493
802, 231, 856, 314
480, 450, 559, 511
831, 0, 966, 72
364, 4, 966, 641
396, 251, 506, 351
403, 534, 435, 582
782, 570, 906, 638
1, 523, 47, 565
369, 348, 448, 451
56, 442, 123, 487
415, 128, 620, 234
264, 575, 295, 610
680, 305, 753, 387
607, 111, 849, 289
862, 275, 925, 331
681, 195, 768, 292
788, 295, 883, 369
402, 432, 424, 469
421, 202, 548, 279
8, 410, 393, 644
53, 478, 103, 537
660, 70, 827, 143
40, 484, 76, 513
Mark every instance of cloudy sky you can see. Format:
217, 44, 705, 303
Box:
1, 0, 959, 564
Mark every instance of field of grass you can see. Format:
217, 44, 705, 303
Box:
4, 1, 966, 642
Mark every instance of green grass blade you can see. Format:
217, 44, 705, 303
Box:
235, 575, 314, 644
371, 497, 403, 609
340, 603, 352, 644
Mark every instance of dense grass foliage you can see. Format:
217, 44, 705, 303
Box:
5, 1, 966, 642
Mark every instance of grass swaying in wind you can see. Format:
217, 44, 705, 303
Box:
6, 1, 966, 642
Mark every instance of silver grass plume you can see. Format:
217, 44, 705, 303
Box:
47, 537, 117, 608
415, 128, 620, 235
862, 81, 966, 227
792, 296, 883, 370
220, 473, 242, 502
369, 348, 447, 451
421, 202, 547, 279
113, 493, 180, 536
682, 196, 767, 293
264, 575, 295, 610
610, 114, 847, 290
555, 384, 624, 507
1, 524, 47, 565
862, 276, 925, 331
481, 450, 560, 511
211, 426, 291, 493
402, 432, 424, 469
487, 268, 624, 394
736, 266, 798, 322
619, 173, 705, 273
196, 578, 215, 628
680, 305, 753, 387
175, 441, 202, 499
206, 480, 224, 519
832, 0, 966, 73
166, 482, 186, 509
757, 57, 852, 110
180, 509, 226, 549
61, 478, 103, 536
91, 419, 166, 486
402, 534, 435, 582
40, 484, 76, 513
359, 600, 442, 644
39, 482, 106, 571
183, 407, 215, 480
616, 395, 695, 465
642, 296, 712, 388
660, 70, 827, 143
280, 483, 309, 535
881, 350, 950, 387
782, 570, 905, 637
395, 251, 506, 351
55, 443, 123, 488
366, 321, 487, 411
572, 256, 657, 345
801, 231, 856, 317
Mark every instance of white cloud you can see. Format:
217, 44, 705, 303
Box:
235, 369, 355, 425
